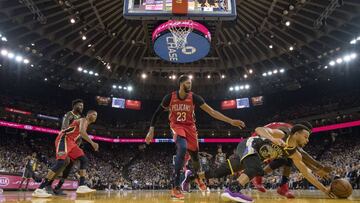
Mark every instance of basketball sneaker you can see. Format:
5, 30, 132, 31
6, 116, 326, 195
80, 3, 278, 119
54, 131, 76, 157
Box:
221, 188, 254, 203
181, 170, 192, 192
53, 188, 66, 196
32, 188, 53, 198
251, 176, 266, 193
277, 183, 295, 198
194, 177, 207, 191
76, 185, 96, 194
171, 187, 185, 200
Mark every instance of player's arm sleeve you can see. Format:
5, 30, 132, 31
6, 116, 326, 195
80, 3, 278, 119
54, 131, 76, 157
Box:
150, 94, 171, 127
193, 94, 205, 106
61, 112, 73, 130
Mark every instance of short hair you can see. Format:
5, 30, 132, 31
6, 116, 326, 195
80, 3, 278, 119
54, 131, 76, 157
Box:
297, 121, 313, 131
178, 75, 190, 86
290, 124, 311, 135
72, 99, 84, 108
87, 110, 97, 115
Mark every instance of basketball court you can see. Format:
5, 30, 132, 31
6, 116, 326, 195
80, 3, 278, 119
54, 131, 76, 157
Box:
1, 190, 359, 202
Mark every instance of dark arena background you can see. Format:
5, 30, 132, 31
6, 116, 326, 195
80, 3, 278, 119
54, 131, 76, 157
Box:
0, 0, 360, 202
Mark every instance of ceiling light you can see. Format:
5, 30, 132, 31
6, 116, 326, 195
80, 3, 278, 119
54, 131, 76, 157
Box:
189, 75, 193, 79
112, 85, 117, 89
171, 74, 177, 80
336, 58, 343, 64
207, 75, 211, 79
267, 71, 272, 75
324, 66, 328, 69
15, 55, 23, 62
127, 86, 133, 92
82, 35, 87, 40
1, 49, 8, 56
94, 73, 99, 76
23, 59, 30, 64
70, 18, 76, 24
357, 36, 360, 40
77, 67, 83, 71
88, 44, 92, 47
240, 85, 244, 90
350, 53, 357, 59
141, 73, 147, 79
262, 73, 267, 77
118, 85, 123, 89
329, 61, 335, 66
289, 46, 294, 51
7, 52, 14, 59
249, 69, 253, 74
221, 74, 225, 79
285, 21, 291, 26
279, 69, 285, 73
350, 39, 357, 44
245, 84, 250, 89
107, 65, 111, 69
1, 37, 7, 42
123, 87, 127, 90
30, 64, 34, 67
343, 55, 351, 62
89, 71, 94, 75
269, 45, 273, 49
83, 70, 88, 73
273, 69, 278, 74
44, 78, 48, 81
243, 74, 248, 78
229, 87, 233, 91
234, 86, 240, 91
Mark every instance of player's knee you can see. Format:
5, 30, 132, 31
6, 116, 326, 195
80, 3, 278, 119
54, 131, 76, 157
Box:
244, 166, 264, 180
78, 156, 89, 170
51, 160, 66, 172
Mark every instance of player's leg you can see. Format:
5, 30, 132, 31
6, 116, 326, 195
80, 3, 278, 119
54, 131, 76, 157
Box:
48, 157, 70, 189
32, 137, 68, 198
53, 159, 73, 195
69, 146, 95, 194
171, 135, 187, 199
221, 155, 264, 203
269, 159, 295, 198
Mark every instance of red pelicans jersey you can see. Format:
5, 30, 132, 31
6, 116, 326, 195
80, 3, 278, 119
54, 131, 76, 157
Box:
168, 91, 196, 126
251, 122, 293, 137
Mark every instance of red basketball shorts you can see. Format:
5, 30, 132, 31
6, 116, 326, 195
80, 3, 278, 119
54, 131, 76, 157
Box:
171, 124, 199, 151
55, 134, 84, 160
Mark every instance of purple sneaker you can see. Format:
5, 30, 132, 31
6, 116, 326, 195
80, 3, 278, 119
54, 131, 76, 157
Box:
181, 170, 192, 192
221, 188, 254, 203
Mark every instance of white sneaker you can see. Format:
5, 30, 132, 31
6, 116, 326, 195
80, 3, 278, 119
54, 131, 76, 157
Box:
76, 185, 96, 194
32, 188, 53, 198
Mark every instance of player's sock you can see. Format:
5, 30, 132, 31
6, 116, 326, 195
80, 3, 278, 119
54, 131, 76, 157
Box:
79, 177, 85, 186
280, 176, 289, 185
39, 178, 51, 189
55, 179, 65, 190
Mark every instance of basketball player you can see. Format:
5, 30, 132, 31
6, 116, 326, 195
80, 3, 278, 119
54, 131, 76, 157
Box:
32, 110, 99, 198
202, 122, 336, 202
145, 75, 245, 200
48, 99, 84, 195
18, 152, 39, 191
250, 122, 332, 198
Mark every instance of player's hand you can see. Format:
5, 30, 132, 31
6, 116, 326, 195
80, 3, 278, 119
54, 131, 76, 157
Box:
324, 187, 337, 199
145, 128, 154, 145
91, 142, 99, 151
271, 138, 286, 147
230, 119, 245, 129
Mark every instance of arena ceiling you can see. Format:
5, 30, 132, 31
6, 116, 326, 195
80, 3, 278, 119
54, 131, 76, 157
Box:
0, 0, 359, 99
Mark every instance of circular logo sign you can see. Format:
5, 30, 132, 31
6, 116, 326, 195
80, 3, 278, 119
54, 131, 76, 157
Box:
153, 32, 210, 63
0, 177, 10, 186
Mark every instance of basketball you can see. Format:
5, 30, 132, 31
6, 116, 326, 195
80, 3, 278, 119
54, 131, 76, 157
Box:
330, 179, 353, 198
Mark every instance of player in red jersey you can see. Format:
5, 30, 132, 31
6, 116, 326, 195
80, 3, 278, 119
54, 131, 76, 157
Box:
32, 110, 99, 198
145, 75, 245, 200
